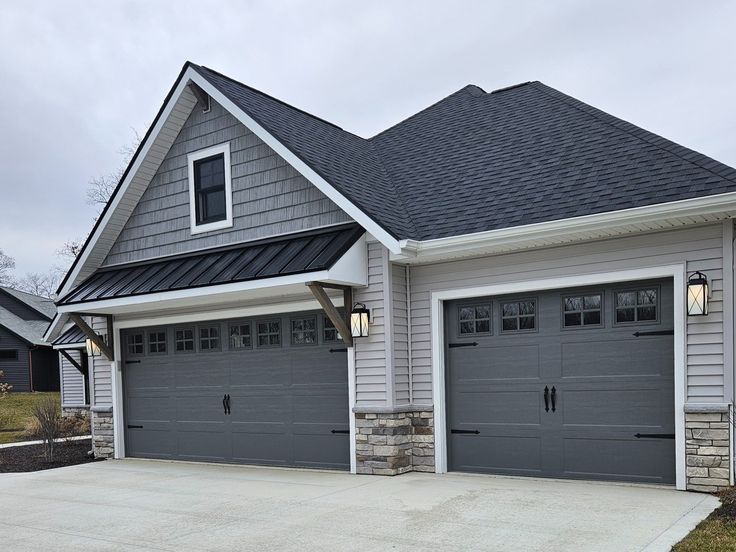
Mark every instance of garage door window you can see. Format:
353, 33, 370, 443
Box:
199, 326, 221, 351
175, 328, 195, 352
148, 331, 167, 354
458, 304, 491, 335
291, 317, 317, 345
229, 323, 251, 349
615, 288, 658, 324
563, 294, 602, 327
257, 320, 281, 347
324, 315, 343, 342
126, 333, 144, 356
501, 300, 536, 332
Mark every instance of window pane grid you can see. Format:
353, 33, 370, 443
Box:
501, 300, 536, 332
126, 333, 144, 355
229, 324, 251, 349
563, 294, 602, 327
148, 331, 167, 353
458, 304, 491, 335
615, 288, 658, 323
324, 315, 343, 342
291, 317, 317, 345
194, 154, 226, 224
257, 320, 281, 347
175, 329, 194, 352
199, 326, 220, 351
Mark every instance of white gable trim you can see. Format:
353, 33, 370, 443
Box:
58, 66, 400, 300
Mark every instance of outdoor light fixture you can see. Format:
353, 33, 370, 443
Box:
85, 338, 101, 357
687, 271, 709, 316
350, 303, 370, 338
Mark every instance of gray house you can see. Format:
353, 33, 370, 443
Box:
0, 286, 59, 392
46, 62, 736, 492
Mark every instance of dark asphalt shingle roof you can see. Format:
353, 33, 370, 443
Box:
60, 224, 364, 305
193, 64, 736, 241
0, 286, 56, 320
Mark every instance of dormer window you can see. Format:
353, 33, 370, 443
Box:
187, 143, 233, 234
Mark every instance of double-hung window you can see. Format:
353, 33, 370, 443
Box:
187, 143, 233, 234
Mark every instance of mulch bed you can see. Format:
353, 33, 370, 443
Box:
0, 439, 101, 473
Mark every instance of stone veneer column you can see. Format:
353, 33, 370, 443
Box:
61, 406, 90, 419
91, 407, 115, 459
685, 408, 732, 492
355, 409, 434, 475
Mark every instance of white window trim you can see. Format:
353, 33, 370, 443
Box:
187, 142, 233, 235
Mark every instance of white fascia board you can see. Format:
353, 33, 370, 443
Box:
44, 313, 69, 343
54, 342, 86, 350
58, 76, 192, 299
394, 191, 736, 263
186, 69, 402, 254
323, 235, 368, 287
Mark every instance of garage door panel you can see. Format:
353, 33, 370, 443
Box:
450, 435, 543, 475
293, 393, 348, 425
231, 433, 290, 465
561, 388, 667, 427
449, 345, 540, 381
294, 434, 349, 469
562, 437, 675, 483
451, 390, 542, 426
126, 429, 176, 459
177, 430, 230, 462
562, 339, 673, 378
228, 354, 291, 387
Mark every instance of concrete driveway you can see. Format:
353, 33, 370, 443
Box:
0, 460, 719, 552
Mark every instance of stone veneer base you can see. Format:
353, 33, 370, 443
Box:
91, 410, 114, 459
355, 410, 434, 475
686, 411, 731, 492
61, 406, 90, 419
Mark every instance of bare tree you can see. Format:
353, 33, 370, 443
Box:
57, 239, 84, 261
0, 249, 15, 286
14, 267, 63, 298
86, 129, 142, 212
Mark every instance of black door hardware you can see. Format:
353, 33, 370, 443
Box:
223, 394, 231, 415
127, 425, 143, 429
329, 348, 348, 353
449, 342, 479, 348
125, 360, 141, 364
632, 330, 674, 337
551, 386, 557, 412
634, 433, 675, 439
451, 429, 480, 434
543, 386, 549, 412
331, 429, 350, 434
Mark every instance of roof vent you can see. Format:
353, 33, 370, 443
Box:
490, 81, 534, 94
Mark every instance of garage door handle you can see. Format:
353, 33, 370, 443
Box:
223, 394, 231, 415
331, 429, 350, 434
543, 386, 549, 411
451, 429, 480, 435
551, 386, 557, 412
634, 433, 675, 439
127, 425, 143, 429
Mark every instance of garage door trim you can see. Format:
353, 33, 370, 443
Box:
109, 297, 357, 473
429, 264, 687, 489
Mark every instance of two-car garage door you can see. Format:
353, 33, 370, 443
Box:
122, 310, 349, 470
446, 279, 675, 484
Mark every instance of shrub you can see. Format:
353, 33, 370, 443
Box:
0, 370, 12, 397
58, 413, 90, 439
28, 396, 60, 461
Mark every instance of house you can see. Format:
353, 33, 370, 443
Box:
0, 286, 59, 392
45, 62, 736, 492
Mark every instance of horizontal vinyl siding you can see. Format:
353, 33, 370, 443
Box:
104, 98, 351, 266
0, 327, 29, 392
91, 317, 112, 406
60, 350, 86, 406
353, 240, 388, 407
409, 224, 728, 405
392, 263, 410, 405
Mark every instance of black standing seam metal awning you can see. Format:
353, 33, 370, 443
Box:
53, 325, 87, 346
59, 224, 365, 306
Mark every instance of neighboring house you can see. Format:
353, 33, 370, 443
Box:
0, 286, 59, 392
45, 62, 736, 493
52, 324, 90, 418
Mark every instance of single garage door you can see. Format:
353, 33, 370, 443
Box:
446, 279, 675, 484
123, 310, 349, 470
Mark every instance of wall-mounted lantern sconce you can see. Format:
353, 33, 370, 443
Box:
350, 303, 370, 338
687, 271, 709, 316
86, 338, 101, 357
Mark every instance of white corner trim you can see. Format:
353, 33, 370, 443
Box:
112, 322, 124, 459
430, 264, 687, 490
396, 193, 736, 263
187, 142, 233, 235
186, 68, 402, 254
348, 346, 357, 474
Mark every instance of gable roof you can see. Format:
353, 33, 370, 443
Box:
0, 286, 56, 320
0, 308, 50, 346
56, 61, 736, 298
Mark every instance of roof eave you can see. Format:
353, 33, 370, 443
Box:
392, 192, 736, 264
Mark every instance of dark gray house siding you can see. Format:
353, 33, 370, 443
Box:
0, 326, 31, 392
102, 98, 352, 267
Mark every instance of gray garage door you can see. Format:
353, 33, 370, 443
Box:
123, 310, 349, 470
446, 279, 675, 484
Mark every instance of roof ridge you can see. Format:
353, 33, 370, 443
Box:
369, 84, 482, 141
530, 82, 736, 186
195, 64, 350, 134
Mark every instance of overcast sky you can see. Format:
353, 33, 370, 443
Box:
1, 1, 734, 278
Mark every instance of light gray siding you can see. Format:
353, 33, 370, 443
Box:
353, 240, 389, 407
91, 317, 111, 406
407, 223, 729, 405
392, 263, 410, 405
104, 98, 352, 266
59, 350, 86, 406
